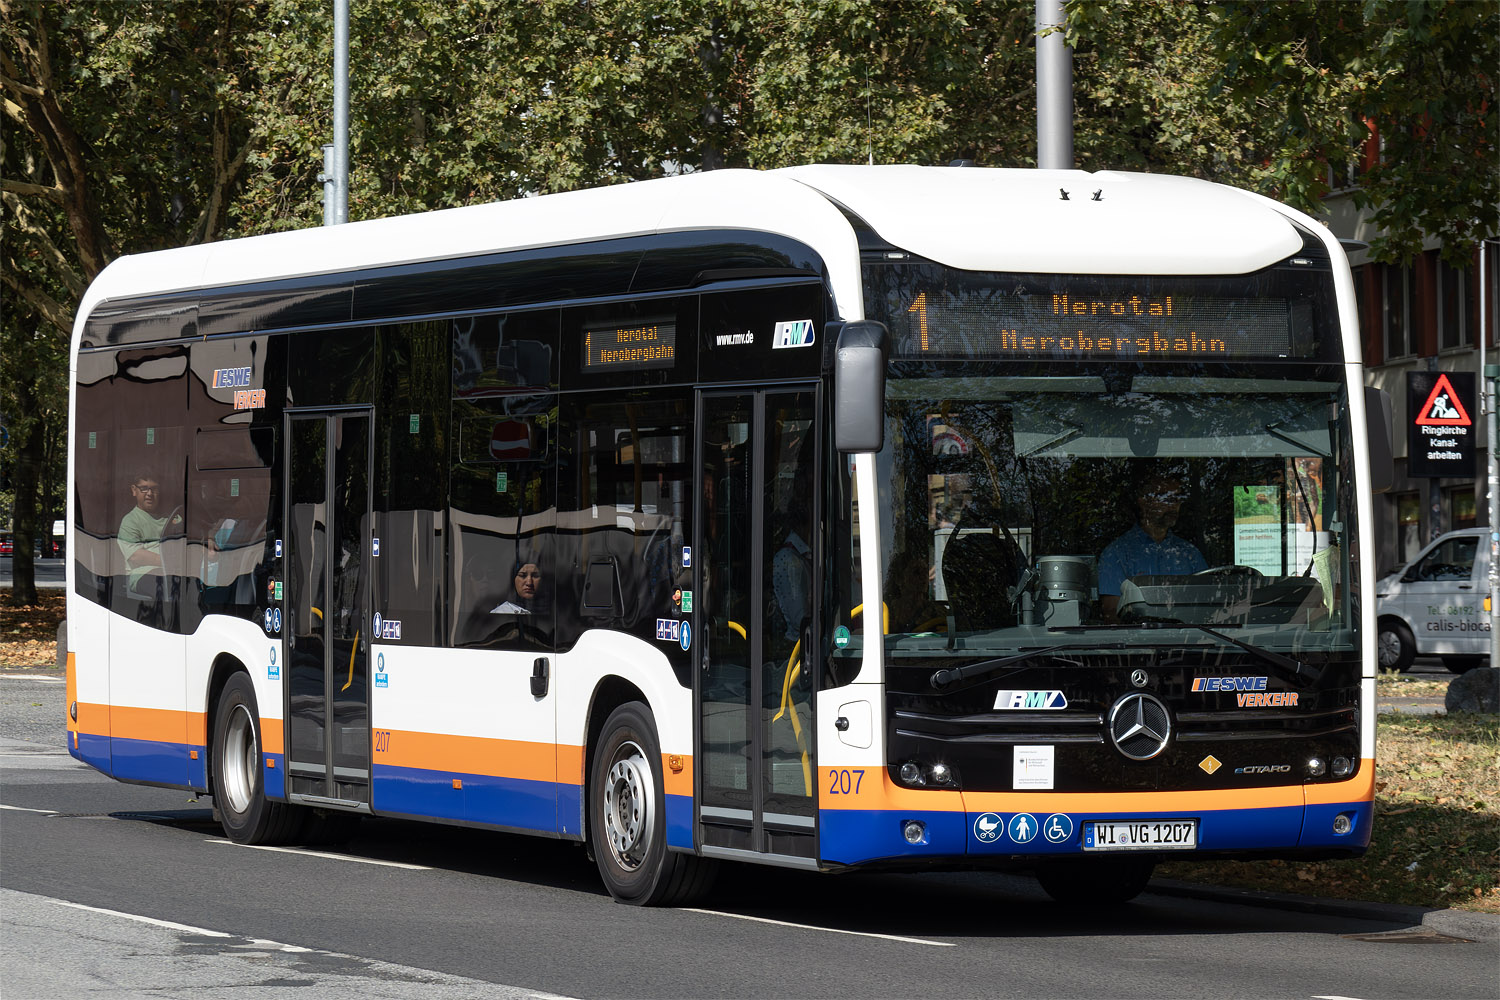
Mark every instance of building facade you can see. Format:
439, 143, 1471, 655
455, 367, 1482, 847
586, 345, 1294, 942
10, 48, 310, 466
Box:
1323, 161, 1497, 576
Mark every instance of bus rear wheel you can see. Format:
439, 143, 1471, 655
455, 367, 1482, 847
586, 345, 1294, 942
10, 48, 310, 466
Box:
1035, 858, 1154, 905
211, 672, 303, 845
588, 701, 715, 905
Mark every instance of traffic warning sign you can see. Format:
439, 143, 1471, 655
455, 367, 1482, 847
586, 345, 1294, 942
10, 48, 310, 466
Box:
1407, 371, 1476, 477
1413, 373, 1473, 426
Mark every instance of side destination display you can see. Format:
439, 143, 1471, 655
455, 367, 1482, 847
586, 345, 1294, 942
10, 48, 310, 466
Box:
582, 316, 676, 371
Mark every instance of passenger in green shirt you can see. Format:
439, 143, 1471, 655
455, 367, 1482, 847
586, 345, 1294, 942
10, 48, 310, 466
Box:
118, 472, 177, 597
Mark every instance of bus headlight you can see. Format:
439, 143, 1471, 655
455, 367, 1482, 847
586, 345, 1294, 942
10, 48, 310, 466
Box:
1332, 813, 1354, 835
898, 762, 925, 786
1331, 756, 1353, 777
903, 820, 927, 844
1305, 757, 1326, 777
929, 763, 953, 785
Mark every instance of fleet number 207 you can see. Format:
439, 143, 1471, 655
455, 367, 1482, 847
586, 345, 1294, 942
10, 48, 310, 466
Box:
827, 769, 865, 794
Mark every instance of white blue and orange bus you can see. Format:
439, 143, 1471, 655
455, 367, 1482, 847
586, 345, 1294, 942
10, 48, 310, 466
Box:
66, 166, 1390, 904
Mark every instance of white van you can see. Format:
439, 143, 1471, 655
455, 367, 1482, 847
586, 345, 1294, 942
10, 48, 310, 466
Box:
1376, 527, 1494, 673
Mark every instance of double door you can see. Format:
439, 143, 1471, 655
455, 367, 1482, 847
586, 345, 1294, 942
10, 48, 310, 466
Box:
284, 410, 372, 807
696, 387, 819, 860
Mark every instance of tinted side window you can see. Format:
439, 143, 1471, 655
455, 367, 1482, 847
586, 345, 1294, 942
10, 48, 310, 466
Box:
108, 346, 195, 633
376, 321, 450, 646
450, 392, 556, 651
72, 352, 117, 607
191, 335, 277, 627
556, 391, 693, 685
452, 309, 558, 395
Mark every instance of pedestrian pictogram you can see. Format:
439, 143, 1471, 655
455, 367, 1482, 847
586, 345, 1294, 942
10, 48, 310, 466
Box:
1414, 373, 1472, 427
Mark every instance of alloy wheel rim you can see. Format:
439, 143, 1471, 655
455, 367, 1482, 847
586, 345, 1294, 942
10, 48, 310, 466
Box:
602, 740, 654, 871
222, 704, 257, 814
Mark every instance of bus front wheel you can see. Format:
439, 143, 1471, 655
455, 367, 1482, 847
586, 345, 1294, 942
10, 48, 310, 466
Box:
211, 672, 303, 845
1035, 858, 1154, 905
588, 701, 714, 905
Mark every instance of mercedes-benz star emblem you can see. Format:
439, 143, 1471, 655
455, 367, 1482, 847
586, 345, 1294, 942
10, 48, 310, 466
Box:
1130, 668, 1148, 688
1108, 692, 1172, 760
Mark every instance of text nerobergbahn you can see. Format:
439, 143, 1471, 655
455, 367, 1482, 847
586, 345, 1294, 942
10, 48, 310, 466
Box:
66, 166, 1379, 905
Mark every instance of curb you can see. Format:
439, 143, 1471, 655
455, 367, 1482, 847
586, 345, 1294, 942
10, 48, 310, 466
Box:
1148, 878, 1500, 941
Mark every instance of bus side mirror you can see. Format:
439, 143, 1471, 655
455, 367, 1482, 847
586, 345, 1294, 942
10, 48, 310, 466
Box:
834, 320, 888, 454
1364, 386, 1394, 494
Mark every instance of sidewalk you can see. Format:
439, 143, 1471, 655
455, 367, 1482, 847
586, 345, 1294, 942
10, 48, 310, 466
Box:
1151, 878, 1500, 941
1377, 695, 1447, 716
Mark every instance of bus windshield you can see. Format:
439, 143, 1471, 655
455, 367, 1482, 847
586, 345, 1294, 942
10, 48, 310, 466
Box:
865, 369, 1358, 659
846, 261, 1360, 665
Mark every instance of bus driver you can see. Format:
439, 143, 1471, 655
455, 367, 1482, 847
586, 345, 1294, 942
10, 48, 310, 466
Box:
1097, 471, 1206, 620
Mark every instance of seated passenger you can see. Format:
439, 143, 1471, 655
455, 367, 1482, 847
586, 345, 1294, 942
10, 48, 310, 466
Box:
1098, 472, 1206, 619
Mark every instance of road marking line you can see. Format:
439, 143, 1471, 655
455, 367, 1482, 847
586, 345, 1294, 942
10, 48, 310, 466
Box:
206, 839, 431, 870
44, 897, 233, 937
683, 908, 954, 947
0, 804, 58, 814
0, 674, 64, 683
1312, 995, 1371, 999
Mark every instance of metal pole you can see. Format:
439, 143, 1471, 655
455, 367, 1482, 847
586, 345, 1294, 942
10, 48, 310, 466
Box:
1481, 237, 1498, 668
1035, 0, 1074, 170
333, 0, 349, 224
319, 143, 335, 227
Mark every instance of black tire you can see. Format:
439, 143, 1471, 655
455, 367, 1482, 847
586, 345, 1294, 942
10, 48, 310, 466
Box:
1443, 655, 1485, 674
1377, 619, 1416, 672
1035, 858, 1154, 905
589, 701, 716, 905
211, 672, 304, 844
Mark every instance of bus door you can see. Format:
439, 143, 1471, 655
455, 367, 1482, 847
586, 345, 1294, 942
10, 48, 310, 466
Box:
695, 387, 819, 860
284, 409, 373, 809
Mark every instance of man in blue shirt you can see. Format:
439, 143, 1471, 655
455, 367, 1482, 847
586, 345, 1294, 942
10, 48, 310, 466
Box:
1098, 472, 1206, 619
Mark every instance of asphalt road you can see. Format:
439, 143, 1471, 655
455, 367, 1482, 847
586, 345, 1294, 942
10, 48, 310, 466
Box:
1, 673, 1495, 999
0, 556, 66, 589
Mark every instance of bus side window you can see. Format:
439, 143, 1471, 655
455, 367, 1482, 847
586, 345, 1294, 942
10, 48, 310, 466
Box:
555, 393, 693, 684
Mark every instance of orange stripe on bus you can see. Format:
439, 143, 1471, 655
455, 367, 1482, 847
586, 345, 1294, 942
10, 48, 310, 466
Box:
661, 754, 694, 798
261, 717, 284, 753
815, 767, 1350, 814
379, 729, 559, 784
65, 652, 78, 734
1303, 762, 1375, 804
75, 703, 208, 747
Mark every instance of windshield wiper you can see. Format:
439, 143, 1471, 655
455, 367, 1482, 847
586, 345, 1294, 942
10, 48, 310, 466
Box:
1051, 622, 1315, 679
929, 643, 1104, 691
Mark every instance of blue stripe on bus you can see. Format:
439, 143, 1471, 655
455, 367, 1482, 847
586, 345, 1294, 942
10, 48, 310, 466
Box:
108, 736, 192, 787
558, 783, 583, 838
819, 804, 1333, 866
72, 732, 111, 773
665, 794, 692, 850
264, 753, 285, 799
1300, 800, 1372, 849
372, 763, 556, 833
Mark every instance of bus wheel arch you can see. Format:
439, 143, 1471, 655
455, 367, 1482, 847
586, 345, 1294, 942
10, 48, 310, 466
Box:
209, 669, 302, 845
586, 697, 714, 905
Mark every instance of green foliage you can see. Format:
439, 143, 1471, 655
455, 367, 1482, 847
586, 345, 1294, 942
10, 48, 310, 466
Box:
4, 0, 1496, 601
1068, 0, 1499, 264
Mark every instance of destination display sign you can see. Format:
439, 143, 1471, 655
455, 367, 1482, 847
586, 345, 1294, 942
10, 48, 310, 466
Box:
581, 317, 676, 372
896, 289, 1302, 361
1407, 371, 1476, 478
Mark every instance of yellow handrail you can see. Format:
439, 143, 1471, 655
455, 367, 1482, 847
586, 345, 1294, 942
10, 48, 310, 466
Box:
771, 638, 811, 795
342, 630, 359, 692
727, 620, 746, 640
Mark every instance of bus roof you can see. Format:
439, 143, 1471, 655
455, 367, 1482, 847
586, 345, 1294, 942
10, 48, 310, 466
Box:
74, 165, 1309, 345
